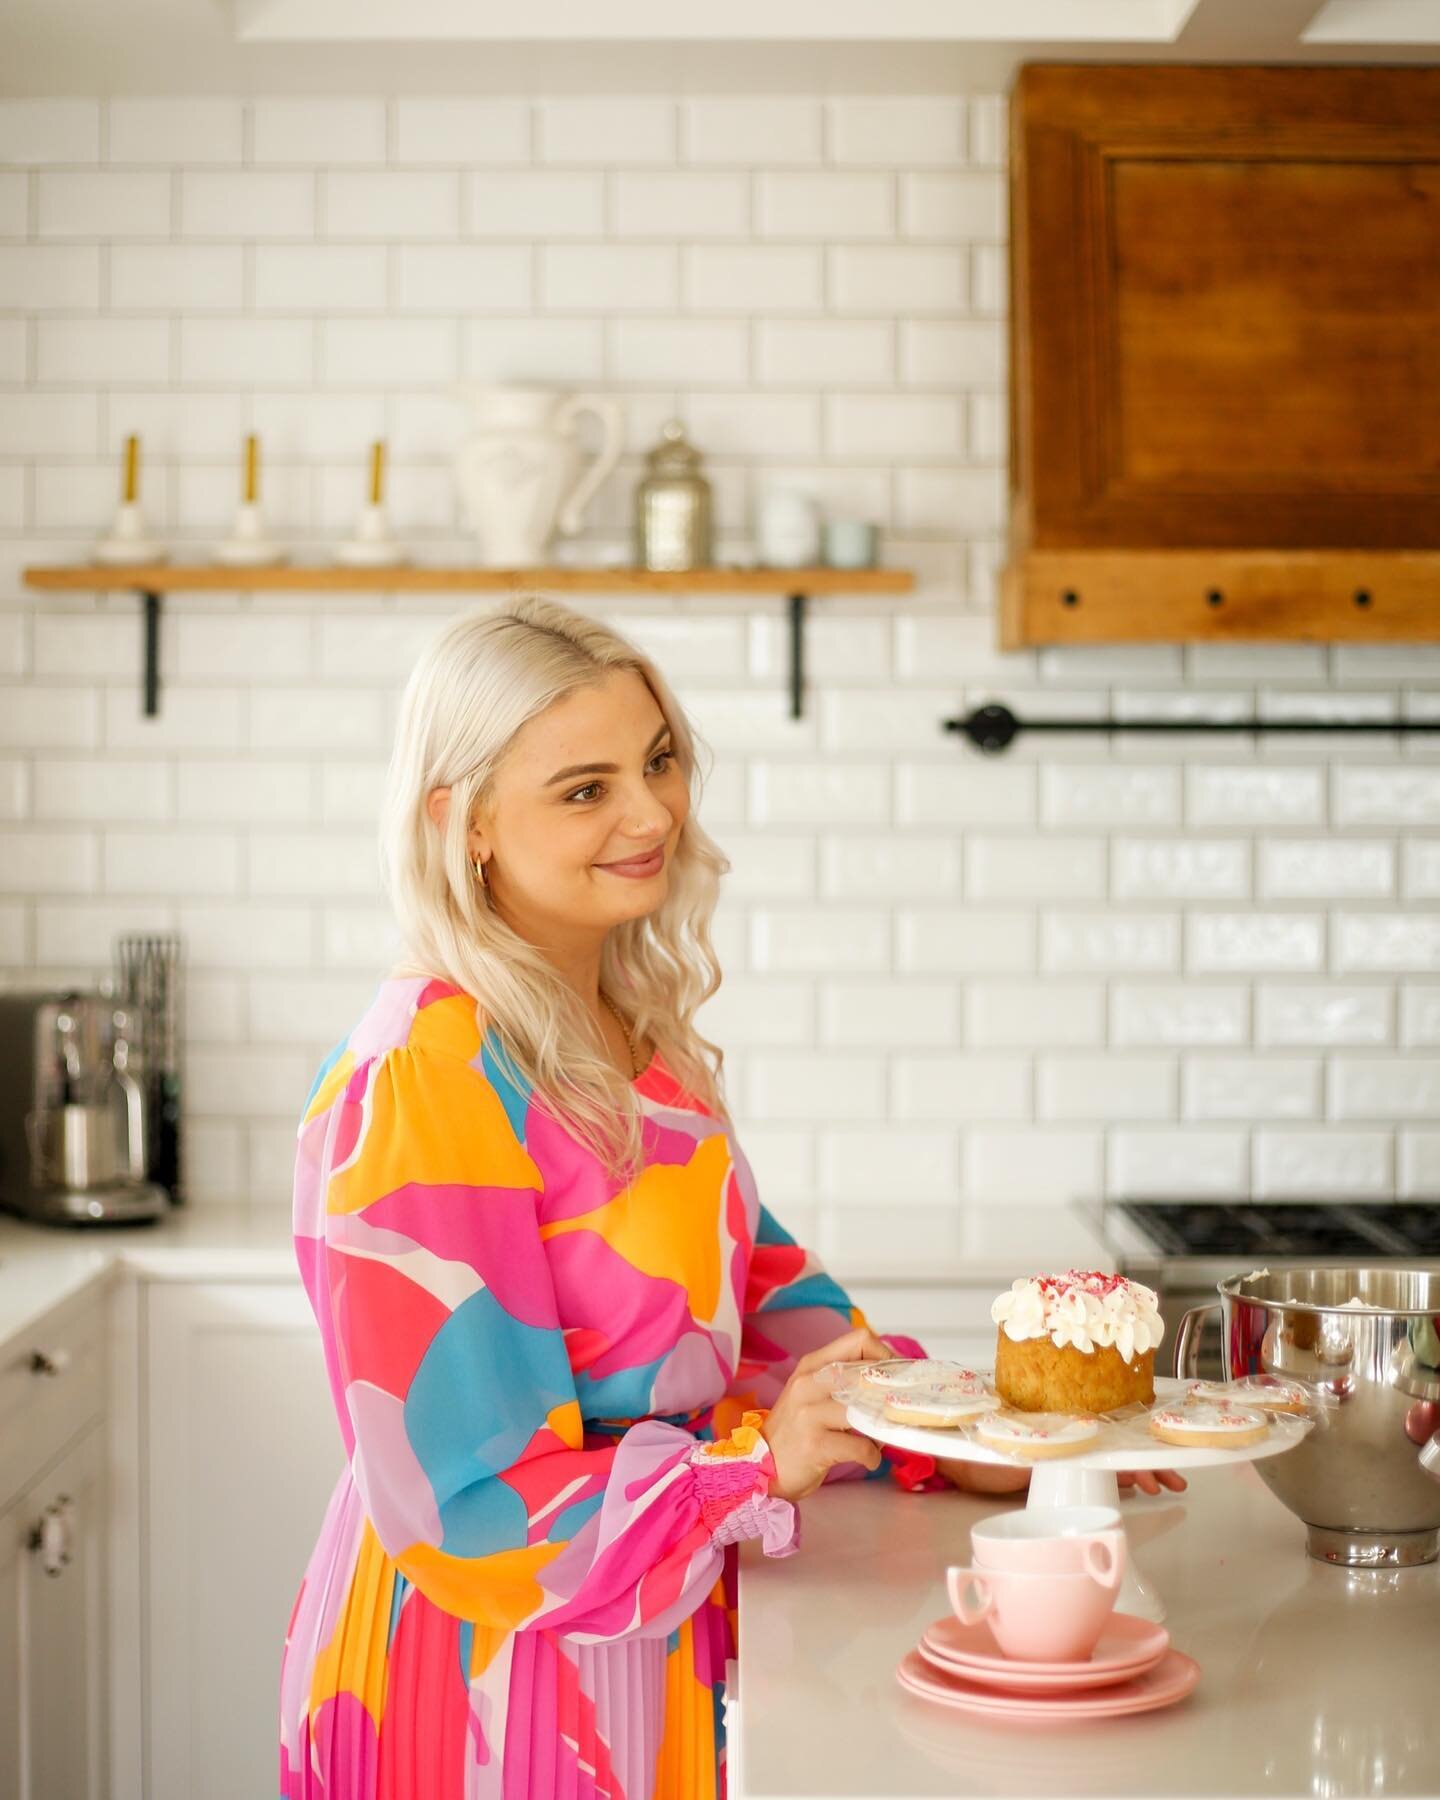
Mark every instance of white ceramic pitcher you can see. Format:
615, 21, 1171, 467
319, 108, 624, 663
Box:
453, 386, 624, 567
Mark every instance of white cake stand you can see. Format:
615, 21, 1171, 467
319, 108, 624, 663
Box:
847, 1377, 1310, 1623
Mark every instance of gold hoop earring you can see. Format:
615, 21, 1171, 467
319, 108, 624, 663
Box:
473, 856, 487, 888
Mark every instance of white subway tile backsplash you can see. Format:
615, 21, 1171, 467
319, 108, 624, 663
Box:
713, 833, 815, 900
754, 320, 893, 388
1254, 1129, 1392, 1199
828, 98, 965, 167
108, 390, 247, 456
248, 973, 382, 1045
37, 317, 170, 384
1183, 1056, 1322, 1121
1186, 764, 1325, 827
33, 757, 171, 822
394, 98, 530, 166
682, 99, 821, 166
0, 175, 25, 238
254, 245, 388, 313
1399, 1131, 1440, 1198
174, 614, 311, 681
0, 761, 27, 819
0, 246, 101, 310
1109, 1129, 1249, 1199
111, 244, 243, 311
539, 99, 675, 166
254, 98, 386, 165
1042, 765, 1182, 829
756, 173, 892, 239
968, 979, 1102, 1047
463, 317, 606, 384
104, 829, 239, 896
1256, 982, 1392, 1047
820, 834, 960, 900
898, 909, 1035, 976
321, 905, 403, 970
743, 1053, 886, 1121
251, 685, 387, 752
1401, 839, 1440, 899
177, 760, 312, 824
179, 317, 312, 385
542, 244, 678, 312
324, 171, 459, 239
818, 1127, 958, 1202
0, 99, 99, 163
1112, 838, 1250, 900
751, 907, 889, 973
895, 466, 1005, 534
609, 318, 748, 385
1334, 766, 1440, 827
1258, 838, 1395, 900
103, 687, 244, 753
748, 761, 888, 827
819, 690, 954, 754
1334, 913, 1440, 973
819, 979, 957, 1048
177, 900, 314, 969
33, 898, 174, 969
682, 393, 819, 459
830, 245, 966, 313
1043, 911, 1180, 974
1111, 983, 1249, 1047
1330, 1056, 1440, 1121
696, 977, 813, 1048
967, 836, 1105, 901
900, 172, 1006, 240
965, 1128, 1103, 1203
187, 1046, 318, 1117
107, 98, 243, 165
892, 1054, 1030, 1121
465, 172, 604, 237
824, 394, 960, 459
1038, 1054, 1176, 1121
615, 173, 749, 238
685, 246, 821, 313
0, 829, 98, 893
0, 392, 97, 460
38, 171, 168, 237
898, 319, 1005, 388
0, 686, 100, 750
1398, 984, 1440, 1048
180, 172, 314, 238
1188, 911, 1324, 974
321, 318, 457, 385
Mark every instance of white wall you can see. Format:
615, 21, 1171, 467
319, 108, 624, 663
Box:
1, 93, 1438, 1263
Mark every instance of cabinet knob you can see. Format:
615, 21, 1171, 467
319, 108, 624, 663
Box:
27, 1495, 75, 1578
28, 1348, 71, 1378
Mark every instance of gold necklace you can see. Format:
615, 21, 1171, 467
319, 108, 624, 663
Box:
598, 990, 639, 1078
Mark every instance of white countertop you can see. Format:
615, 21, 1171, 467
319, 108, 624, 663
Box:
736, 1469, 1439, 1799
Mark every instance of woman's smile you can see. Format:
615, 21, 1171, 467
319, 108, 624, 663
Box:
594, 844, 666, 879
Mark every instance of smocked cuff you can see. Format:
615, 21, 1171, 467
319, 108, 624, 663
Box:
690, 1410, 800, 1558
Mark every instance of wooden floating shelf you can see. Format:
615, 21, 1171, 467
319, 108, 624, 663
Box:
1000, 550, 1440, 651
23, 562, 915, 719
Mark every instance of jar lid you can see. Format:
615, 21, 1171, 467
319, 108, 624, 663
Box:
645, 419, 704, 475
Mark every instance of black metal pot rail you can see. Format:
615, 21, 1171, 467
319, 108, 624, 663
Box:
946, 702, 1440, 755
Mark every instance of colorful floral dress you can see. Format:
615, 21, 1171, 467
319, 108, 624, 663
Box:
280, 975, 920, 1800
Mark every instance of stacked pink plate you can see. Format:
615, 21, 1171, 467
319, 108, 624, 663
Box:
898, 1613, 1199, 1721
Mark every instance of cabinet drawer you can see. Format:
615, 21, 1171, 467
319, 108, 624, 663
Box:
0, 1291, 105, 1511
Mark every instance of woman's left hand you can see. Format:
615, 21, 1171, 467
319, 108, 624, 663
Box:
1118, 1467, 1188, 1497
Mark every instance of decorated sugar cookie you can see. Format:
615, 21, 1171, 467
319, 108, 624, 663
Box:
973, 1411, 1101, 1460
1148, 1401, 1270, 1449
882, 1386, 1002, 1428
860, 1358, 984, 1396
1186, 1376, 1308, 1416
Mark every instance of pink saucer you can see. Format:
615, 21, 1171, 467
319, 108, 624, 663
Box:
897, 1647, 1200, 1721
920, 1611, 1169, 1684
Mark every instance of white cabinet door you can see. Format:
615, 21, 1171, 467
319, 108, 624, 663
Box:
19, 1423, 105, 1800
0, 1485, 22, 1800
144, 1282, 343, 1800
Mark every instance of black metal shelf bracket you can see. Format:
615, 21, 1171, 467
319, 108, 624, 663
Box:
788, 592, 807, 720
946, 702, 1440, 755
141, 590, 162, 717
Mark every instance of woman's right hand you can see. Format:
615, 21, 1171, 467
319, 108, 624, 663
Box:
762, 1328, 889, 1503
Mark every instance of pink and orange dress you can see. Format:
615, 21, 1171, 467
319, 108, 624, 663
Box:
280, 975, 924, 1800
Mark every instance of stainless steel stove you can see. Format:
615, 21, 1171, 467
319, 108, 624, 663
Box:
1105, 1201, 1440, 1378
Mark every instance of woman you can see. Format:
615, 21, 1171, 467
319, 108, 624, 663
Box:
279, 596, 1180, 1800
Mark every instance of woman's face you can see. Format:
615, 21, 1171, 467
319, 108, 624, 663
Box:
471, 667, 690, 944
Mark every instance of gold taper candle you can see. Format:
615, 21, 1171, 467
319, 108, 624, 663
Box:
369, 440, 385, 507
122, 434, 139, 504
243, 434, 259, 503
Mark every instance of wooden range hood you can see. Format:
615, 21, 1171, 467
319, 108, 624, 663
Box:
1000, 64, 1440, 650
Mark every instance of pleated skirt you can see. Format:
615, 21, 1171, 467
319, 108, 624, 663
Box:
279, 1470, 733, 1800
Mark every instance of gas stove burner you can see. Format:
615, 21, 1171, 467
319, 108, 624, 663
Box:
1117, 1201, 1440, 1261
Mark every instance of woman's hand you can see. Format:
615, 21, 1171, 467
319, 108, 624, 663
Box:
1119, 1468, 1188, 1497
763, 1328, 891, 1502
934, 1456, 1031, 1496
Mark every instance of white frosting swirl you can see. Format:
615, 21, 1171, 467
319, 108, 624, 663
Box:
990, 1270, 1165, 1360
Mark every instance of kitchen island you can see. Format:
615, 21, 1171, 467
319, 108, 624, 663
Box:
736, 1460, 1439, 1798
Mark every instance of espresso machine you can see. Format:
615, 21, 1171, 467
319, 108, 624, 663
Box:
0, 988, 172, 1224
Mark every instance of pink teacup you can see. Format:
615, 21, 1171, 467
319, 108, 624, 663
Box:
969, 1505, 1125, 1584
946, 1562, 1122, 1662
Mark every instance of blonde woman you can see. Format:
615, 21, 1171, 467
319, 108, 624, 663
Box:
279, 596, 1180, 1800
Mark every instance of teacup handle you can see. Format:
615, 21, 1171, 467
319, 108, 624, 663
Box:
946, 1566, 993, 1626
1081, 1529, 1127, 1591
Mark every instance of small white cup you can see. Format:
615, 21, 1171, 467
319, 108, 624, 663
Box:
757, 490, 821, 569
823, 518, 878, 569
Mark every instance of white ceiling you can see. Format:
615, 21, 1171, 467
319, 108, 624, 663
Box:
2, 0, 1437, 95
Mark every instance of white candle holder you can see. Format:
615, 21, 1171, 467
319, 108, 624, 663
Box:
94, 500, 166, 567
216, 501, 285, 567
335, 501, 406, 568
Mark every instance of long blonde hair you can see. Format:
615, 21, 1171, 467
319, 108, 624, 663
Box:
381, 594, 730, 1176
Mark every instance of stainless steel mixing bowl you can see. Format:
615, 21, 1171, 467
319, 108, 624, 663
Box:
1175, 1266, 1440, 1569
